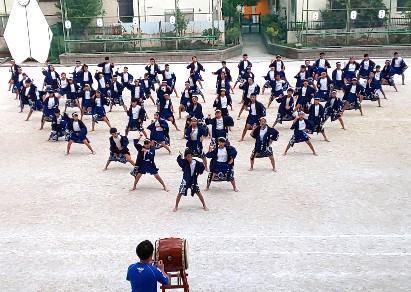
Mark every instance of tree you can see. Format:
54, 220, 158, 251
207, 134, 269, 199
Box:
174, 7, 188, 37
320, 0, 387, 29
56, 0, 104, 34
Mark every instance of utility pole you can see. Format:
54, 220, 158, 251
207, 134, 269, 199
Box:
137, 0, 142, 51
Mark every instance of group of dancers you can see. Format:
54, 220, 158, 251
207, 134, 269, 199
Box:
7, 51, 407, 211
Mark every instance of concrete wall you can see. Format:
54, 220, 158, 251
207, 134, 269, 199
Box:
59, 38, 243, 65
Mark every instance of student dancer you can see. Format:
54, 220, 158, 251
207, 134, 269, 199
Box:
42, 65, 60, 90
273, 88, 295, 127
267, 73, 287, 108
205, 137, 238, 192
238, 77, 260, 119
8, 59, 19, 91
179, 81, 193, 119
145, 58, 161, 87
185, 117, 208, 171
212, 61, 232, 83
294, 79, 316, 114
307, 97, 329, 142
19, 79, 37, 121
205, 109, 234, 151
108, 75, 126, 112
358, 54, 376, 79
130, 139, 169, 192
364, 71, 382, 107
187, 75, 205, 102
294, 65, 310, 94
40, 90, 59, 130
103, 127, 135, 171
97, 56, 114, 82
116, 66, 134, 90
262, 66, 276, 95
315, 71, 333, 102
160, 64, 179, 97
342, 57, 360, 83
269, 54, 286, 80
173, 149, 208, 212
331, 62, 344, 90
80, 84, 95, 120
141, 73, 156, 105
249, 117, 279, 171
381, 60, 398, 92
66, 112, 96, 155
78, 65, 93, 88
213, 89, 232, 116
147, 113, 172, 154
187, 56, 205, 89
373, 65, 387, 99
91, 90, 112, 131
392, 52, 408, 85
71, 60, 82, 85
234, 54, 252, 88
129, 79, 145, 103
239, 93, 266, 142
342, 77, 364, 115
216, 71, 234, 96
158, 93, 180, 131
283, 112, 317, 156
126, 98, 147, 137
49, 109, 67, 141
324, 90, 345, 130
313, 52, 331, 78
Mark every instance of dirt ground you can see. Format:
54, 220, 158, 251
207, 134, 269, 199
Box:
0, 58, 410, 292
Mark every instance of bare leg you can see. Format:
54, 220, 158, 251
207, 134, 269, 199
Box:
124, 154, 135, 166
380, 89, 387, 99
267, 97, 274, 108
282, 143, 291, 156
149, 95, 156, 105
197, 192, 209, 211
394, 84, 398, 92
154, 173, 169, 191
66, 140, 73, 155
377, 98, 381, 107
123, 104, 127, 112
202, 157, 208, 172
231, 179, 239, 192
321, 131, 330, 142
103, 117, 112, 128
173, 87, 179, 98
81, 108, 85, 120
109, 104, 113, 112
173, 194, 182, 212
25, 109, 34, 121
402, 73, 405, 85
268, 156, 277, 172
338, 117, 345, 130
141, 130, 148, 138
204, 173, 216, 191
103, 160, 111, 171
160, 141, 172, 154
237, 106, 245, 120
170, 118, 180, 131
306, 140, 317, 156
249, 158, 255, 171
131, 173, 143, 191
239, 124, 250, 141
272, 121, 278, 128
359, 106, 363, 116
91, 121, 96, 131
84, 140, 96, 154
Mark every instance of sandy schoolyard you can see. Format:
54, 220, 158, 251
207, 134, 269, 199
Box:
0, 58, 410, 291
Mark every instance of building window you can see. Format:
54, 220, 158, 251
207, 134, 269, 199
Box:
118, 0, 134, 22
165, 9, 194, 22
397, 0, 409, 12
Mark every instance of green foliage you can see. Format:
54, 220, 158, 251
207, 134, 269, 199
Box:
174, 7, 188, 37
320, 0, 387, 29
266, 26, 279, 41
401, 0, 411, 29
261, 14, 287, 42
202, 28, 221, 39
225, 27, 241, 44
56, 0, 103, 33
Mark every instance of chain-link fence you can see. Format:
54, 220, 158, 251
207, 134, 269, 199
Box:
286, 0, 411, 47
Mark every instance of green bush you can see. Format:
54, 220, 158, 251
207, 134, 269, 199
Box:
225, 27, 240, 45
202, 28, 221, 39
266, 27, 279, 42
260, 14, 287, 42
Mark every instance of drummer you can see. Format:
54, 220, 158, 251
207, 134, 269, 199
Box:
127, 240, 169, 291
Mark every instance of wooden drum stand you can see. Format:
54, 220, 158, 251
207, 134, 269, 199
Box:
161, 270, 189, 292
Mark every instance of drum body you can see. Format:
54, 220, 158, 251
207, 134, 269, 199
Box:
155, 238, 189, 272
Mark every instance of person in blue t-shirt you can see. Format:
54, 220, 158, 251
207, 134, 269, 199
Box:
127, 240, 169, 292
